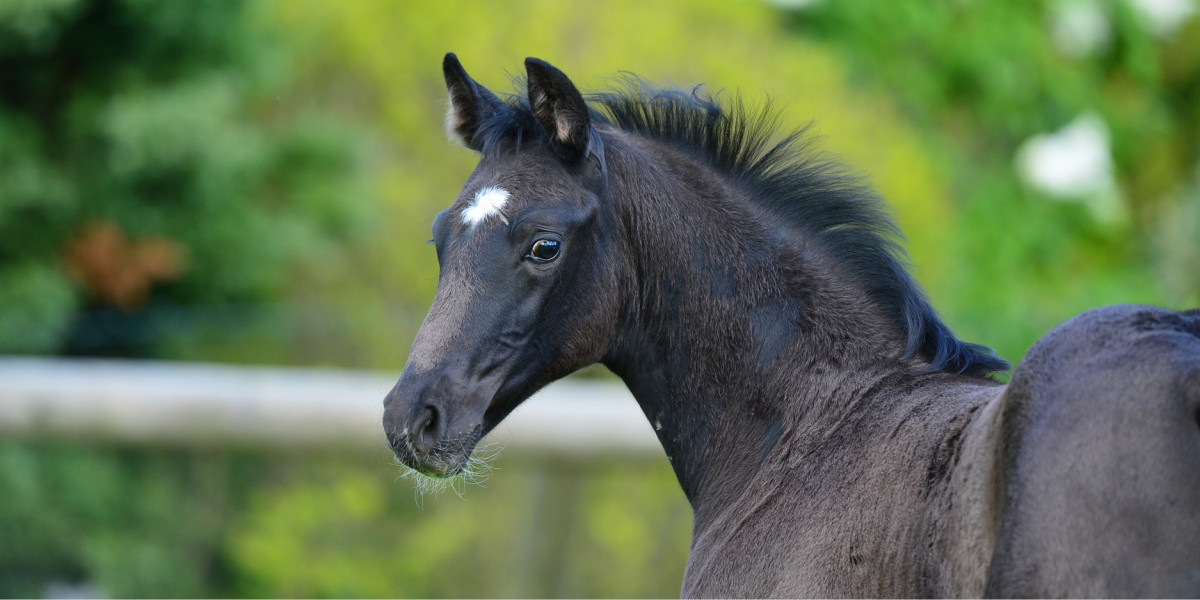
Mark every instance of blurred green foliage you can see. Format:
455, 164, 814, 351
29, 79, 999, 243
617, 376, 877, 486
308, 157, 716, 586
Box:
2, 0, 1197, 597
0, 441, 244, 597
0, 0, 373, 356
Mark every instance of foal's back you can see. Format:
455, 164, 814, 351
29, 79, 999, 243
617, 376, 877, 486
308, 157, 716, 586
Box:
984, 304, 1200, 596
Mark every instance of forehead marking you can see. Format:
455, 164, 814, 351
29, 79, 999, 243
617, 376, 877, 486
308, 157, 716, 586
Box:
462, 186, 510, 226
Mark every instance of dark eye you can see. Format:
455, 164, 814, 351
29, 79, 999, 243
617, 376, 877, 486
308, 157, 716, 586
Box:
528, 239, 560, 262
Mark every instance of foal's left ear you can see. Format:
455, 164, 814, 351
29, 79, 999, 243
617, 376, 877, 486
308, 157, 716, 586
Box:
525, 57, 595, 162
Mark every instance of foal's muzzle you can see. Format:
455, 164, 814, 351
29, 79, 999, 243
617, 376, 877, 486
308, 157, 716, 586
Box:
382, 372, 487, 477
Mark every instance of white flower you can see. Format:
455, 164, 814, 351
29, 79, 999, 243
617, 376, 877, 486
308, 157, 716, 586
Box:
1015, 112, 1124, 222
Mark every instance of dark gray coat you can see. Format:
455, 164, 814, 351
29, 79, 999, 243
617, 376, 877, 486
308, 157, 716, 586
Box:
383, 54, 1200, 597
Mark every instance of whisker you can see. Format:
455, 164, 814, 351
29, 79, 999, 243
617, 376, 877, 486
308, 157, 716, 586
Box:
390, 440, 505, 503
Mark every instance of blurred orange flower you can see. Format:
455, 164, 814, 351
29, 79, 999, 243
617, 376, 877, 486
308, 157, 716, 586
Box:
63, 221, 186, 308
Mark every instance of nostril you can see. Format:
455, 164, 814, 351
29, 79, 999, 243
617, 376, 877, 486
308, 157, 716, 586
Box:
415, 404, 441, 451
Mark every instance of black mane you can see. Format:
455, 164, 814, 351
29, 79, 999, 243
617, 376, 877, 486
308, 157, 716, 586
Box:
477, 82, 1008, 377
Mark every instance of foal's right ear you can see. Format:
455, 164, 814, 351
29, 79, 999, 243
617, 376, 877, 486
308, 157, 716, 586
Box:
443, 52, 506, 151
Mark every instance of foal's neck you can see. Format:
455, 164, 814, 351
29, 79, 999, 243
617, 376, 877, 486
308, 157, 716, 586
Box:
599, 134, 914, 518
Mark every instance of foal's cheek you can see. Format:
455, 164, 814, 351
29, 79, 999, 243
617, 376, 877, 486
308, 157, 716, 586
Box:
559, 274, 620, 368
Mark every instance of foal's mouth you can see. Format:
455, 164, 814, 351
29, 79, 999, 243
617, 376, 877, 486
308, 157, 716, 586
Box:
405, 459, 460, 479
386, 423, 484, 479
387, 422, 503, 498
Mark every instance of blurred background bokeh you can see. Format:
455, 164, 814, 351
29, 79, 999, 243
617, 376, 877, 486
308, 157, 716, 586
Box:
1, 0, 1197, 597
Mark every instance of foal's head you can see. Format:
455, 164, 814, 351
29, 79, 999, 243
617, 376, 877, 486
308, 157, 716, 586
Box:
383, 54, 620, 477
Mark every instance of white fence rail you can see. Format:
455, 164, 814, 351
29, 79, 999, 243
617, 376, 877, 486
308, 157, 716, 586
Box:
0, 357, 663, 458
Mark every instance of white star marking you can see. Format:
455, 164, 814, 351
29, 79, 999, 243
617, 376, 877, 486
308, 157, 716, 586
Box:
462, 186, 510, 226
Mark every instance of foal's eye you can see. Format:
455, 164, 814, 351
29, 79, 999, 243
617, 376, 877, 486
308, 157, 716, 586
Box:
527, 239, 561, 262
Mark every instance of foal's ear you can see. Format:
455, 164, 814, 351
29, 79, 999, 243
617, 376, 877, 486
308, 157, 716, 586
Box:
525, 57, 594, 161
443, 52, 506, 151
